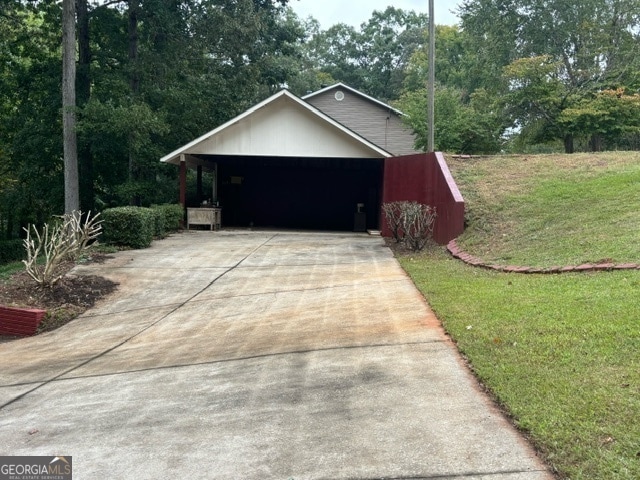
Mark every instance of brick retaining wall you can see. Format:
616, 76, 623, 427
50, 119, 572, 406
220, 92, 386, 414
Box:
0, 306, 47, 336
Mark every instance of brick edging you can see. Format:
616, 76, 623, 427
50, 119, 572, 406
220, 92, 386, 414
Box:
0, 305, 47, 336
447, 240, 640, 274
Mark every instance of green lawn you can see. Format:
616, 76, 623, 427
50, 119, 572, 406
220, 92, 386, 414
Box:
449, 152, 640, 267
0, 261, 23, 281
400, 152, 640, 479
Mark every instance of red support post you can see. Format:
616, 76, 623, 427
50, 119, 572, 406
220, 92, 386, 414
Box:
179, 158, 187, 208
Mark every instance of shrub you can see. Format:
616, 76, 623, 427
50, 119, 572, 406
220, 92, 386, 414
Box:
381, 202, 404, 242
102, 207, 154, 249
65, 211, 103, 261
401, 202, 437, 251
382, 201, 437, 251
148, 207, 166, 238
23, 211, 102, 287
151, 204, 183, 233
0, 239, 24, 264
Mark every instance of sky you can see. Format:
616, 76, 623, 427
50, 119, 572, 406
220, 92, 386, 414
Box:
289, 0, 461, 29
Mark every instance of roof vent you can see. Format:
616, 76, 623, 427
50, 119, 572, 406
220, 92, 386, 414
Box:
334, 91, 345, 101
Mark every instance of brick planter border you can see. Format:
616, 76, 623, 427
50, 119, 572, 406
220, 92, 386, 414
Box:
0, 306, 47, 336
447, 240, 640, 274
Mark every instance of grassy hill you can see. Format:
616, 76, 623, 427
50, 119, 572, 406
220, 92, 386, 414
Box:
449, 152, 640, 267
400, 152, 640, 479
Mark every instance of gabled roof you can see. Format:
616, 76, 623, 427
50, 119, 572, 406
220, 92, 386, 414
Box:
302, 82, 405, 117
160, 89, 392, 165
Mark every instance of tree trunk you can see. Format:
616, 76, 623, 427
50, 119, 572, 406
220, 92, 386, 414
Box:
76, 0, 94, 212
128, 0, 141, 206
62, 0, 79, 214
564, 134, 574, 154
590, 134, 603, 152
128, 0, 140, 96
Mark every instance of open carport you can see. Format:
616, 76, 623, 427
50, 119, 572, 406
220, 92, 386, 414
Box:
161, 88, 392, 232
161, 85, 465, 241
206, 155, 382, 230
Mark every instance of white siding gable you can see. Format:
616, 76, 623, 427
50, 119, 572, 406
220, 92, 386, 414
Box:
161, 90, 390, 164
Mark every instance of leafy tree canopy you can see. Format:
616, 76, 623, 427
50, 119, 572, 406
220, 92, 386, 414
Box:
458, 0, 640, 151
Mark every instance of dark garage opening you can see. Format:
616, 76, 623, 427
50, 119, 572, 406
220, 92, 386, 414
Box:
212, 156, 383, 231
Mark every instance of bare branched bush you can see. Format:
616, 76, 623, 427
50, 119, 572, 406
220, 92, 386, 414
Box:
401, 203, 437, 251
65, 211, 102, 261
22, 211, 102, 287
382, 202, 405, 242
382, 201, 437, 251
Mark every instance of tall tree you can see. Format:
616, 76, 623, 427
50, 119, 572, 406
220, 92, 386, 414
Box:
403, 25, 479, 96
501, 55, 570, 150
62, 0, 79, 212
559, 88, 640, 151
0, 0, 66, 234
76, 0, 94, 211
398, 86, 504, 154
1, 0, 302, 231
459, 0, 640, 152
284, 15, 336, 96
359, 7, 428, 101
398, 24, 506, 154
298, 7, 428, 101
77, 0, 300, 207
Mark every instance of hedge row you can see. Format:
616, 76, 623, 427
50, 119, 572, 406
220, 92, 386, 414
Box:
152, 203, 183, 235
0, 205, 184, 263
101, 204, 183, 249
0, 239, 24, 264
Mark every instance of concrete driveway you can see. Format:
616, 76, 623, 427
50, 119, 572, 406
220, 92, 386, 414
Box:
0, 231, 552, 479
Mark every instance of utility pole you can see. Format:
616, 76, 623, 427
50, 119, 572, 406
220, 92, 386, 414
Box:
427, 0, 435, 152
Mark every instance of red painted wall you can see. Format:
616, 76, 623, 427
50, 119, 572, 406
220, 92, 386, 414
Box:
381, 152, 465, 244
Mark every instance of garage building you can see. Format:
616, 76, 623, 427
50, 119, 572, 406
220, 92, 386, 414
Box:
160, 83, 464, 242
